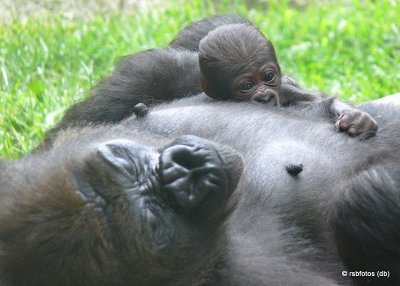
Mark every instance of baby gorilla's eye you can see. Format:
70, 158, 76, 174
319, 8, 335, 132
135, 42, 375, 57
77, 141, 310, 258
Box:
264, 72, 275, 82
240, 82, 253, 92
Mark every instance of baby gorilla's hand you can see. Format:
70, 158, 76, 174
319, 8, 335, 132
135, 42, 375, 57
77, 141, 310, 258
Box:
335, 109, 378, 140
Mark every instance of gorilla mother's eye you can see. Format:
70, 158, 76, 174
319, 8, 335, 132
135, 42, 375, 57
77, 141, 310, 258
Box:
264, 72, 275, 83
239, 82, 254, 92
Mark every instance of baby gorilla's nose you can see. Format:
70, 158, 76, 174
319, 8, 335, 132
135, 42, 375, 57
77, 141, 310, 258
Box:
251, 89, 280, 106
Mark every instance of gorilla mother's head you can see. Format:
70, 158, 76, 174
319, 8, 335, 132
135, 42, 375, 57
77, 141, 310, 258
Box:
0, 126, 243, 286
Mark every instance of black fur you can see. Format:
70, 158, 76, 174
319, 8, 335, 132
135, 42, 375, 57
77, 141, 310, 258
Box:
44, 47, 201, 141
169, 14, 251, 51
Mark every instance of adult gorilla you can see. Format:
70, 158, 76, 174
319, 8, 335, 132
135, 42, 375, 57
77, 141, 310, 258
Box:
1, 94, 400, 286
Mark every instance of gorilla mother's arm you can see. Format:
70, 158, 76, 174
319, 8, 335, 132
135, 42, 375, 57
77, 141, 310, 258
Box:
45, 47, 202, 141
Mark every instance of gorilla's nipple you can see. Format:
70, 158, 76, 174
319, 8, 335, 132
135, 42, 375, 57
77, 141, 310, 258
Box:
132, 103, 149, 118
286, 163, 303, 176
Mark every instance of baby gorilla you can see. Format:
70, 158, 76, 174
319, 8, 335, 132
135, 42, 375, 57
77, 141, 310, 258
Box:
45, 20, 377, 144
199, 23, 378, 138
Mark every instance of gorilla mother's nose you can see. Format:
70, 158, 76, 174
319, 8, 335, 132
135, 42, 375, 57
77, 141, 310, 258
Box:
159, 136, 243, 213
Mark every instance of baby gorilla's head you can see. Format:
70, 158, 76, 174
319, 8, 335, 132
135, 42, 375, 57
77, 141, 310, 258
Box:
199, 23, 281, 106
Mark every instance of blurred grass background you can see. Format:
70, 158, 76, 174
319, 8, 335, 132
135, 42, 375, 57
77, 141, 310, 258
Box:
0, 0, 399, 158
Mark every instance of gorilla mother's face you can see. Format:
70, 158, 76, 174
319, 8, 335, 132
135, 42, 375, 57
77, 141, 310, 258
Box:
0, 134, 243, 286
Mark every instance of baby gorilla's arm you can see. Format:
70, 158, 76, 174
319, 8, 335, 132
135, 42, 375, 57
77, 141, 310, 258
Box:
279, 77, 378, 140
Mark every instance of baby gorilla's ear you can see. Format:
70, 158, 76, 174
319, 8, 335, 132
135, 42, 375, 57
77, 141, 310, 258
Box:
201, 75, 217, 99
281, 75, 300, 88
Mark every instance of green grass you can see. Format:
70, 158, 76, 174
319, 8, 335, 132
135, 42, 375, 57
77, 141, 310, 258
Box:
1, 0, 399, 158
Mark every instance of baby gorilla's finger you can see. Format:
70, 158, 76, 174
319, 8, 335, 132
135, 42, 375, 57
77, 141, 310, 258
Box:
350, 112, 377, 138
337, 110, 378, 139
336, 111, 357, 131
355, 113, 378, 140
